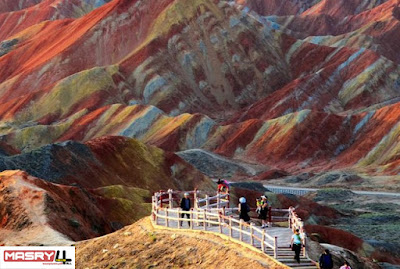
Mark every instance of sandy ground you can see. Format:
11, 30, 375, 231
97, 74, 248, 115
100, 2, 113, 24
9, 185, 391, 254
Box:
76, 217, 287, 269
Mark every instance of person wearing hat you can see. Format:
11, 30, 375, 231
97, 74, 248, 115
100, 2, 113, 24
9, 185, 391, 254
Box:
258, 195, 269, 228
180, 192, 191, 227
238, 197, 250, 223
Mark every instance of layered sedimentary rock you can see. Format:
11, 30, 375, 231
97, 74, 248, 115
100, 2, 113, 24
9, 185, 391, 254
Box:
1, 0, 400, 250
242, 0, 400, 63
0, 136, 213, 243
0, 0, 112, 42
0, 0, 399, 182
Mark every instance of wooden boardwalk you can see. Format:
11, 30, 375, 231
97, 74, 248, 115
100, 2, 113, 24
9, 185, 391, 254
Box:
152, 190, 318, 268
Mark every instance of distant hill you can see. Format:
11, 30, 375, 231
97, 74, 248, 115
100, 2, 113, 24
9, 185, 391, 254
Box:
0, 136, 213, 243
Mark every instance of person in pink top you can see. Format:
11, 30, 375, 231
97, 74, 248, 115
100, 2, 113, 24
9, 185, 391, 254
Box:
340, 261, 351, 269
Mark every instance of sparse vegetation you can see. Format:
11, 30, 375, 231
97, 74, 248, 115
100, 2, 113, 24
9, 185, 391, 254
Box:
69, 219, 81, 228
314, 188, 356, 202
76, 217, 283, 269
148, 232, 157, 242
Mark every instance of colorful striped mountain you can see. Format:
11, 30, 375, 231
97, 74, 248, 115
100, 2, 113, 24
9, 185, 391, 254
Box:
1, 0, 400, 188
1, 0, 400, 256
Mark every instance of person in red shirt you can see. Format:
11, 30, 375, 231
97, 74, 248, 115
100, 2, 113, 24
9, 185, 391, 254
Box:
217, 179, 229, 193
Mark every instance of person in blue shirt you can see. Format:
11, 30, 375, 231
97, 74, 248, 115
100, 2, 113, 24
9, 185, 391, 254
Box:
290, 229, 303, 263
319, 249, 334, 269
180, 192, 191, 227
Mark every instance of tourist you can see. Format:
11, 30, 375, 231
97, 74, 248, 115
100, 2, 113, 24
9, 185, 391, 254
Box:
290, 229, 303, 263
340, 261, 351, 269
258, 195, 269, 228
180, 192, 191, 227
319, 249, 334, 269
238, 197, 250, 223
256, 197, 262, 214
217, 179, 229, 193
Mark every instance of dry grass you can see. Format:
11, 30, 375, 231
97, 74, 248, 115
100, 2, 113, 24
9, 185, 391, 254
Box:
76, 217, 287, 269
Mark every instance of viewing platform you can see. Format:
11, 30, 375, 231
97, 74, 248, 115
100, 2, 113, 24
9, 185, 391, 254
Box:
151, 189, 318, 268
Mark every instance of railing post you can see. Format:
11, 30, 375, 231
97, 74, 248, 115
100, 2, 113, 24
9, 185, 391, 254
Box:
239, 222, 243, 242
297, 218, 302, 233
229, 216, 233, 238
250, 223, 254, 246
195, 209, 199, 227
268, 206, 272, 226
194, 188, 198, 209
207, 209, 211, 227
274, 236, 278, 259
293, 212, 297, 232
218, 212, 222, 233
168, 189, 173, 209
151, 196, 155, 221
288, 208, 292, 229
261, 230, 265, 252
303, 235, 307, 258
166, 209, 169, 227
190, 209, 193, 229
155, 207, 159, 225
217, 193, 220, 209
205, 195, 209, 209
177, 208, 181, 229
203, 210, 207, 231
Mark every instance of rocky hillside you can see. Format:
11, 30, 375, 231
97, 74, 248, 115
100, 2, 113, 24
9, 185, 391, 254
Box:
232, 183, 399, 267
76, 217, 286, 269
305, 188, 400, 265
0, 136, 214, 243
0, 0, 112, 41
0, 136, 212, 190
1, 1, 400, 263
0, 0, 400, 189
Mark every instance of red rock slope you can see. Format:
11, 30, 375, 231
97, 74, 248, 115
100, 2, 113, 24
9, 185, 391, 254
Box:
0, 0, 400, 186
0, 136, 214, 243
